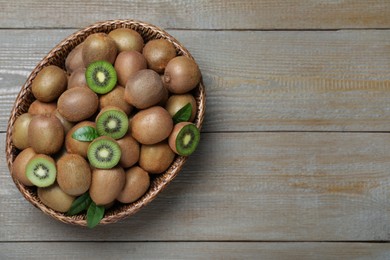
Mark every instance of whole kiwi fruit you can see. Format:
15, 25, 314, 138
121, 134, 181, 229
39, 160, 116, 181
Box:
131, 106, 173, 145
108, 28, 144, 52
65, 121, 96, 158
163, 56, 201, 94
57, 87, 99, 122
28, 100, 57, 116
38, 183, 75, 213
28, 114, 64, 154
65, 42, 85, 74
139, 141, 175, 174
165, 94, 197, 122
82, 33, 118, 66
11, 147, 36, 186
142, 39, 176, 73
89, 166, 125, 205
57, 153, 91, 196
67, 67, 88, 89
116, 166, 150, 203
11, 113, 33, 150
99, 86, 133, 115
124, 69, 165, 109
31, 65, 67, 102
117, 133, 140, 168
114, 51, 147, 86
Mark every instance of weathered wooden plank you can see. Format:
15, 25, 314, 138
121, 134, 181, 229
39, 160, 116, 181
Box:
1, 242, 390, 259
2, 132, 390, 241
1, 30, 390, 132
1, 0, 390, 29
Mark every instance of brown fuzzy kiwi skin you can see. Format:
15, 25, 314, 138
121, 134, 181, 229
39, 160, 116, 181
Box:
52, 109, 74, 134
31, 65, 67, 102
108, 28, 144, 53
11, 147, 36, 186
165, 94, 197, 122
99, 86, 133, 115
82, 33, 118, 66
89, 166, 125, 205
38, 183, 76, 213
163, 56, 201, 94
124, 69, 165, 109
131, 106, 173, 145
67, 67, 88, 89
57, 153, 91, 196
139, 141, 175, 174
11, 113, 33, 150
116, 133, 140, 168
57, 87, 99, 122
116, 166, 150, 204
143, 39, 177, 74
28, 100, 57, 116
28, 114, 64, 155
65, 121, 96, 158
65, 43, 85, 74
114, 51, 147, 86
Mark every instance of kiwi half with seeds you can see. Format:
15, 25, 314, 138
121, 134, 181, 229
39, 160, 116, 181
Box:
25, 154, 57, 187
87, 136, 121, 169
168, 122, 200, 156
96, 106, 128, 139
85, 60, 117, 94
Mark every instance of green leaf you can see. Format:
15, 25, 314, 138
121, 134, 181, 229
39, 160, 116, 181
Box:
172, 103, 192, 124
66, 193, 92, 216
72, 126, 99, 141
87, 202, 105, 229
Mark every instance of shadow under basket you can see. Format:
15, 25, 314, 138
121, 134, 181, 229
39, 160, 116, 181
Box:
5, 19, 206, 227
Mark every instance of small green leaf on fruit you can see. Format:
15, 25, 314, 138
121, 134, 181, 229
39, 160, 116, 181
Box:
66, 193, 92, 216
172, 103, 192, 124
72, 126, 99, 141
87, 202, 105, 229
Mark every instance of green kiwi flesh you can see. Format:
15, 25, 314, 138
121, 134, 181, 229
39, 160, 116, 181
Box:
85, 60, 117, 94
96, 107, 129, 139
169, 122, 200, 156
87, 136, 121, 169
26, 154, 56, 187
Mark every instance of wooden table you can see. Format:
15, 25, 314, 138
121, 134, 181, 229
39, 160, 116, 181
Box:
2, 1, 390, 259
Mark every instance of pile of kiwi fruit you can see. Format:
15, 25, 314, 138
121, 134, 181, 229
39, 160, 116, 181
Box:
11, 27, 202, 226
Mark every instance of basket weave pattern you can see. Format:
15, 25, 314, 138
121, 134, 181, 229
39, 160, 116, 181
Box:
5, 19, 206, 226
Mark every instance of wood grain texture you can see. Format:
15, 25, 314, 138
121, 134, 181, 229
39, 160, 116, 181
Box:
1, 0, 390, 29
1, 242, 390, 259
1, 30, 390, 132
2, 132, 390, 241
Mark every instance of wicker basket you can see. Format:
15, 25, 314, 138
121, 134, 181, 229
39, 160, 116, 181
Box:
5, 19, 206, 226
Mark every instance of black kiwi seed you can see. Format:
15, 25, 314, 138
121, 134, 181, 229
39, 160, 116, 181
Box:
96, 107, 128, 139
85, 60, 117, 94
25, 154, 57, 187
87, 136, 121, 169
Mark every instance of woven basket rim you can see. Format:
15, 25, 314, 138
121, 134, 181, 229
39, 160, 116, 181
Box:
5, 19, 206, 227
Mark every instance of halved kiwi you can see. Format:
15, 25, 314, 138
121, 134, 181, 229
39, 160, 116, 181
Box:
85, 60, 117, 94
96, 106, 128, 139
87, 136, 121, 169
168, 122, 200, 156
11, 147, 36, 186
25, 154, 56, 187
